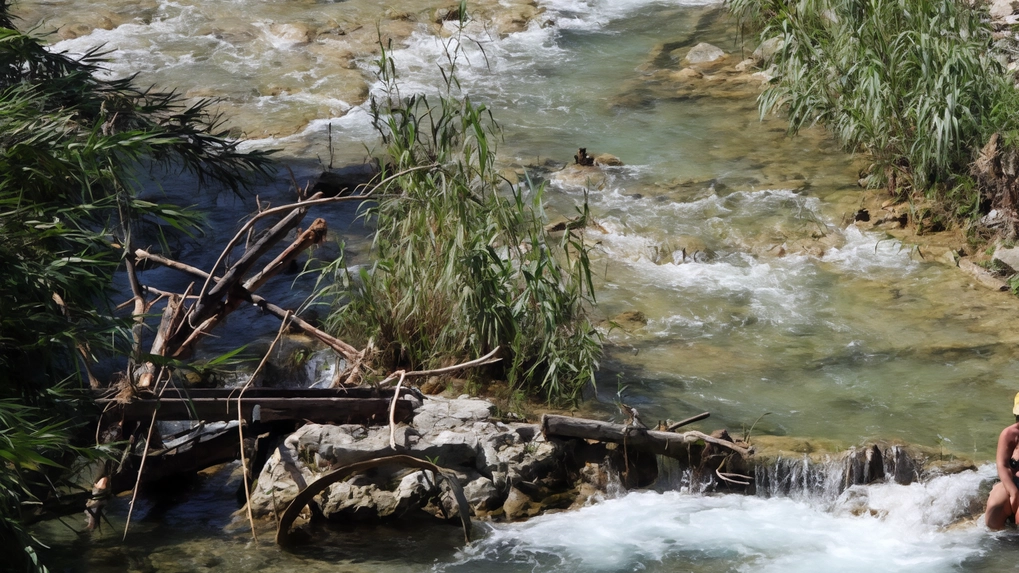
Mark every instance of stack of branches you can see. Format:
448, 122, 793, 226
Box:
122, 189, 367, 393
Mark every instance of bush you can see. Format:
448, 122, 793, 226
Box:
318, 37, 600, 405
730, 0, 1019, 223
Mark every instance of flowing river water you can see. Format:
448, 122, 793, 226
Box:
18, 0, 1019, 570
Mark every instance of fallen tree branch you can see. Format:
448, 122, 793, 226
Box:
667, 412, 710, 432
243, 218, 328, 293
541, 414, 751, 459
123, 367, 168, 540
134, 248, 359, 362
715, 469, 753, 486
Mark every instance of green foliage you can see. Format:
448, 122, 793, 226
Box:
0, 24, 273, 395
0, 7, 273, 569
0, 395, 113, 573
318, 33, 600, 406
730, 0, 1019, 219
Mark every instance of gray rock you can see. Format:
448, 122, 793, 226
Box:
415, 426, 482, 467
463, 477, 502, 511
593, 153, 623, 167
413, 395, 494, 433
752, 37, 784, 63
551, 163, 606, 189
990, 0, 1019, 19
682, 42, 725, 64
993, 245, 1019, 272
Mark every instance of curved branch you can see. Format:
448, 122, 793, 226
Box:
275, 454, 471, 547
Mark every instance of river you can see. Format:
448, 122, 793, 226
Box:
18, 0, 1019, 570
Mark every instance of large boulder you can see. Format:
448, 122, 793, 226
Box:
248, 396, 567, 522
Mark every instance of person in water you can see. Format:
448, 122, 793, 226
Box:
985, 392, 1019, 530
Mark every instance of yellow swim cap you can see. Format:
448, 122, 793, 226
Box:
1013, 392, 1019, 416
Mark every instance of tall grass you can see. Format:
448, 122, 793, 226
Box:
730, 0, 1019, 225
318, 32, 600, 405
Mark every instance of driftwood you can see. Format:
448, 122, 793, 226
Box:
540, 414, 751, 459
275, 454, 471, 548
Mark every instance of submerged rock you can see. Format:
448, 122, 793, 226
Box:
679, 42, 726, 65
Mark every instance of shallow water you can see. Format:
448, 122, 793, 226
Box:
18, 0, 1019, 570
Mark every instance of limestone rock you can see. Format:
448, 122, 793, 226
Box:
680, 42, 726, 65
990, 0, 1019, 19
958, 258, 1009, 291
610, 310, 648, 331
593, 153, 623, 167
672, 67, 704, 80
413, 395, 494, 434
734, 58, 757, 73
551, 164, 606, 189
463, 476, 501, 511
502, 487, 541, 519
752, 37, 785, 64
267, 23, 314, 45
992, 245, 1019, 272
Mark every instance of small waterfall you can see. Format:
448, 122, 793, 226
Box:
753, 443, 921, 501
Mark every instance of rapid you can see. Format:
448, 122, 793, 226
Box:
18, 0, 1019, 570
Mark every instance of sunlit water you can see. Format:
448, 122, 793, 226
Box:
18, 0, 1019, 570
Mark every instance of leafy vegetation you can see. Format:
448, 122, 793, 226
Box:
0, 1, 273, 567
729, 0, 1019, 229
318, 34, 600, 405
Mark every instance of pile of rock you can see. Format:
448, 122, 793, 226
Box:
248, 395, 619, 524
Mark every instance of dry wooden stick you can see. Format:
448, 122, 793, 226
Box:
243, 218, 328, 293
123, 366, 168, 540
388, 370, 407, 450
235, 310, 294, 544
667, 412, 710, 432
134, 249, 359, 361
124, 255, 147, 363
189, 196, 317, 331
376, 347, 502, 384
715, 468, 752, 486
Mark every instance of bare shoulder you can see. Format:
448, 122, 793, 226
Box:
1002, 424, 1019, 442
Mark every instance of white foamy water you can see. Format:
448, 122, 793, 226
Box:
440, 468, 993, 573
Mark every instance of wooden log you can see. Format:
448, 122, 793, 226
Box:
540, 414, 751, 459
98, 396, 414, 425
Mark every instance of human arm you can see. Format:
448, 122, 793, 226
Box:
996, 426, 1019, 505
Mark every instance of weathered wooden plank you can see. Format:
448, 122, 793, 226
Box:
99, 396, 414, 425
94, 387, 417, 400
